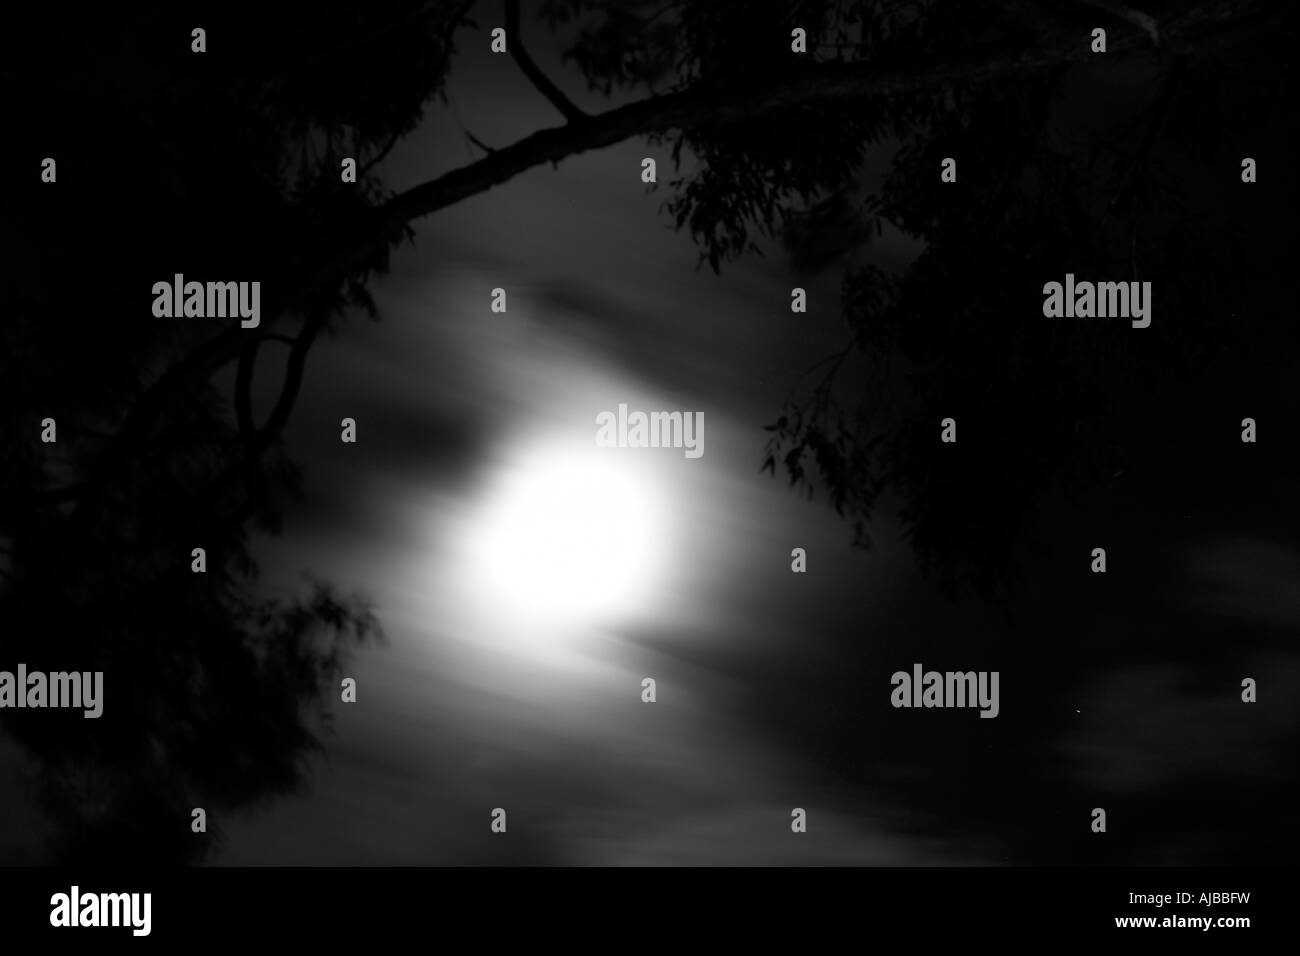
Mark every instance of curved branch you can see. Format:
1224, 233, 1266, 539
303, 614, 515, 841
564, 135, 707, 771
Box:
250, 313, 330, 452
379, 0, 1271, 239
465, 130, 498, 155
1071, 0, 1161, 46
358, 127, 405, 177
234, 339, 262, 442
505, 0, 588, 123
63, 0, 1277, 508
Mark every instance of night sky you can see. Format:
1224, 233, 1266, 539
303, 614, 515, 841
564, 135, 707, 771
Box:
2, 2, 1297, 870
214, 34, 930, 864
211, 19, 1297, 866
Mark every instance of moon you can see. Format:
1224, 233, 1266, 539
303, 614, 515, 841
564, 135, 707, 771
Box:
460, 436, 670, 644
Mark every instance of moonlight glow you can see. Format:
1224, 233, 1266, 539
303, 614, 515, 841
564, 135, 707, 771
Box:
463, 439, 668, 635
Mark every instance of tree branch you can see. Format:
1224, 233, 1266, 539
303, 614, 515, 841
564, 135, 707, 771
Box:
1070, 0, 1161, 46
504, 0, 588, 123
234, 339, 261, 442
358, 126, 406, 177
51, 0, 1276, 516
464, 130, 498, 155
250, 313, 330, 453
379, 0, 1272, 240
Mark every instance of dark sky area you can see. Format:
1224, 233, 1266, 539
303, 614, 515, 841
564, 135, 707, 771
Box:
214, 17, 1299, 866
213, 26, 944, 865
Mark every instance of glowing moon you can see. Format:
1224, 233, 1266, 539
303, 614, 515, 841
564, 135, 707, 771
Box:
463, 440, 667, 635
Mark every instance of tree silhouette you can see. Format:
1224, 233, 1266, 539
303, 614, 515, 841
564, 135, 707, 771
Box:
757, 0, 1297, 601
1, 2, 467, 863
2, 0, 1293, 862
